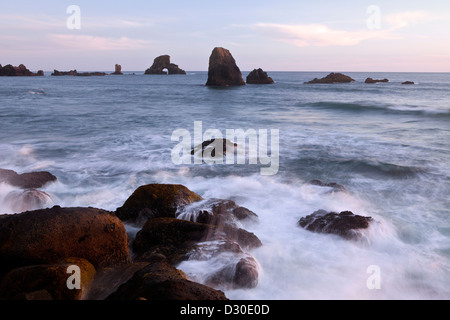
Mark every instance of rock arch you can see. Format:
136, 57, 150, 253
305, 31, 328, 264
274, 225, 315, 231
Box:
144, 55, 186, 75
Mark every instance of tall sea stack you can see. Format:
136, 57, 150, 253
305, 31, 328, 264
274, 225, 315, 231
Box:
205, 47, 245, 87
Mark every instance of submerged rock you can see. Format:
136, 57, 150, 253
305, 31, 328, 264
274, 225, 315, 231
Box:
298, 210, 373, 240
402, 81, 415, 85
0, 206, 131, 277
305, 72, 355, 84
0, 168, 57, 189
144, 55, 186, 75
309, 179, 347, 192
246, 68, 274, 84
365, 78, 389, 84
115, 184, 203, 225
51, 70, 106, 76
205, 47, 245, 87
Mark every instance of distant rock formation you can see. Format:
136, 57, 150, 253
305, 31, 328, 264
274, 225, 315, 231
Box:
51, 70, 106, 76
0, 64, 43, 76
206, 47, 245, 87
402, 81, 415, 85
246, 68, 274, 84
111, 64, 123, 75
365, 77, 389, 84
144, 55, 186, 75
305, 72, 355, 84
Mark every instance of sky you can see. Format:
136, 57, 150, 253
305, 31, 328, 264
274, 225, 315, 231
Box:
1, 0, 450, 72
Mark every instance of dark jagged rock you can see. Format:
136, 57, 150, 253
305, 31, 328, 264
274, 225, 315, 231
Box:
0, 168, 57, 189
0, 206, 131, 277
51, 70, 106, 76
246, 68, 274, 84
365, 78, 389, 84
0, 64, 44, 76
106, 257, 228, 300
298, 210, 373, 240
190, 138, 238, 157
115, 184, 203, 226
402, 81, 415, 85
111, 64, 123, 75
205, 47, 245, 87
305, 72, 355, 84
0, 257, 96, 300
144, 55, 186, 75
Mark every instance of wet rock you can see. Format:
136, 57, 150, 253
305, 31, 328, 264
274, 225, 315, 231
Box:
177, 198, 258, 228
144, 55, 186, 75
305, 72, 355, 84
0, 206, 130, 277
115, 184, 203, 225
190, 138, 238, 157
106, 258, 228, 300
132, 217, 262, 264
3, 188, 53, 213
402, 81, 415, 85
0, 168, 57, 189
0, 257, 96, 300
365, 78, 389, 84
246, 68, 274, 84
205, 47, 245, 86
298, 210, 373, 240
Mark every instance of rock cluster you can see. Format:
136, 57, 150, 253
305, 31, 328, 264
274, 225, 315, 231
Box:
145, 55, 186, 75
51, 70, 106, 76
0, 64, 43, 76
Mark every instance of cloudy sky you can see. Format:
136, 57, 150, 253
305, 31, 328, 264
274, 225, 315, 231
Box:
1, 0, 450, 72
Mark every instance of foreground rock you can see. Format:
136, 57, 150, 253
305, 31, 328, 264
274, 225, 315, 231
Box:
365, 77, 389, 84
298, 210, 373, 240
305, 72, 355, 84
51, 70, 106, 76
115, 184, 203, 225
0, 168, 57, 189
205, 47, 245, 87
106, 255, 228, 300
0, 206, 130, 277
0, 64, 43, 76
0, 257, 96, 300
132, 217, 261, 262
144, 55, 186, 75
111, 64, 123, 75
191, 138, 238, 158
246, 68, 274, 84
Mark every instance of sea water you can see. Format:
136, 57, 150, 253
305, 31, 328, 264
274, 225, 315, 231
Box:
0, 71, 449, 299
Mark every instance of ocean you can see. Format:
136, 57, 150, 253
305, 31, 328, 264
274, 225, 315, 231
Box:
0, 71, 449, 299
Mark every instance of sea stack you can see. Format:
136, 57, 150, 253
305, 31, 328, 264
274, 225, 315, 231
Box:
111, 64, 123, 75
246, 68, 274, 84
206, 47, 245, 87
144, 55, 186, 75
